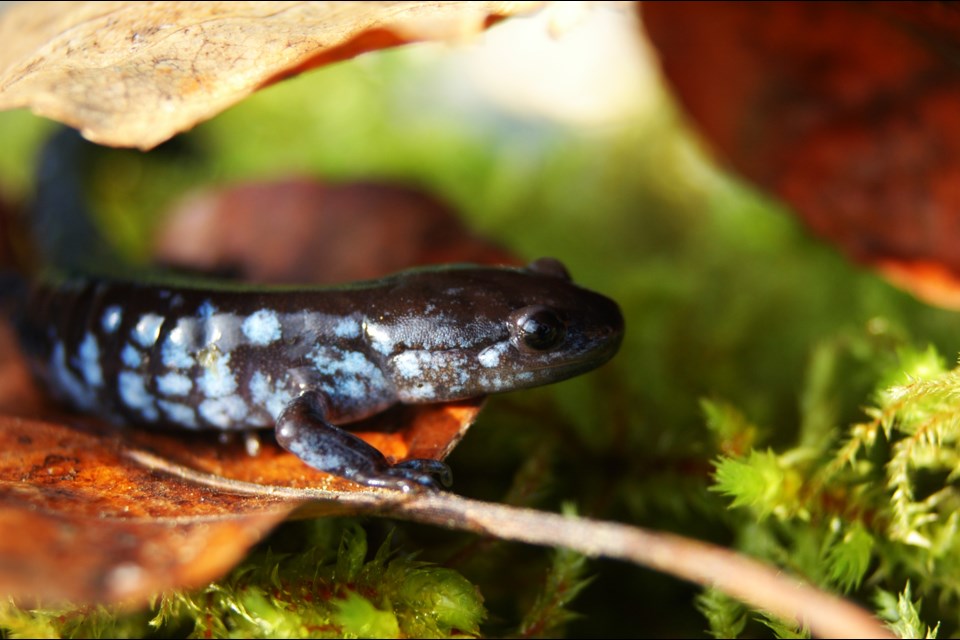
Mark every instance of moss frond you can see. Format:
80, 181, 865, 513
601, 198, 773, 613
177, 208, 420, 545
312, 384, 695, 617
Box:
711, 450, 807, 521
706, 343, 960, 634
875, 583, 940, 639
143, 521, 485, 639
695, 588, 747, 639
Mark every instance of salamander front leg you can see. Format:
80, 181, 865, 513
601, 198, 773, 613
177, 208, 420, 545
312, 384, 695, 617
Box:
275, 390, 452, 493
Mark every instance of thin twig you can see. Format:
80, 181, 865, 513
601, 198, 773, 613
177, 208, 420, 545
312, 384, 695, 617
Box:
127, 447, 894, 639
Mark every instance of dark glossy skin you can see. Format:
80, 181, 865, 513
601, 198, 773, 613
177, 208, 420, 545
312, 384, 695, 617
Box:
18, 258, 624, 491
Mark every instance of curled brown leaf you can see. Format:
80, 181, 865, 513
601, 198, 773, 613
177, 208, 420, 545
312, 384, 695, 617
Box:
155, 179, 519, 285
643, 2, 960, 309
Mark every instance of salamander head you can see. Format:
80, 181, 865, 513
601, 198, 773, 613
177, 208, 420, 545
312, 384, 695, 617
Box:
368, 258, 624, 403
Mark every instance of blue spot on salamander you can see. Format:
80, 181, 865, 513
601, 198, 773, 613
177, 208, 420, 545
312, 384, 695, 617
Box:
478, 342, 509, 368
162, 320, 195, 369
333, 317, 360, 338
118, 370, 158, 421
248, 370, 293, 420
133, 313, 164, 348
242, 309, 281, 345
157, 399, 199, 428
51, 341, 95, 409
308, 347, 387, 401
121, 343, 142, 368
198, 352, 237, 398
157, 371, 192, 396
101, 305, 122, 334
76, 333, 103, 386
199, 395, 249, 428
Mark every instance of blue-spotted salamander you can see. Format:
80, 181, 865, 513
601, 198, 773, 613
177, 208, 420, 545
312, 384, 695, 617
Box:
11, 129, 624, 492
18, 259, 623, 491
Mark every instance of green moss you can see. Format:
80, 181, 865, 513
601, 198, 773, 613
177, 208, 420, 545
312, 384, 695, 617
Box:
703, 341, 960, 636
0, 602, 150, 639
697, 588, 748, 639
144, 521, 486, 639
875, 584, 940, 639
516, 544, 592, 637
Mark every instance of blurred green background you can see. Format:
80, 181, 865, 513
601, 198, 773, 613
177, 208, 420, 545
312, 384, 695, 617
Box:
1, 5, 958, 638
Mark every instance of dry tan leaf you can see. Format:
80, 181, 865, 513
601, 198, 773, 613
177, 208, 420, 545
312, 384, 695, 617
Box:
0, 1, 543, 149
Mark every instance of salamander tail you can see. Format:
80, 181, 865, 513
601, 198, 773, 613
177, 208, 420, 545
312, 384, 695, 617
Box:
31, 127, 120, 274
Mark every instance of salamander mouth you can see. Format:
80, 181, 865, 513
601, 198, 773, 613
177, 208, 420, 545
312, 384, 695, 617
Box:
539, 298, 624, 376
519, 325, 624, 386
588, 328, 624, 366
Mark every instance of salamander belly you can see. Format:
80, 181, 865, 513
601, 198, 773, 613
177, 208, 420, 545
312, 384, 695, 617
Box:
23, 279, 396, 431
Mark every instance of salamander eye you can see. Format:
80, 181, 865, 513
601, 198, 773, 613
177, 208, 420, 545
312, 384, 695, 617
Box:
511, 305, 566, 352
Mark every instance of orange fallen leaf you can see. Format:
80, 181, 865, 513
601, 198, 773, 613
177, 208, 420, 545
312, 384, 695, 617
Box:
0, 1, 543, 149
0, 414, 294, 605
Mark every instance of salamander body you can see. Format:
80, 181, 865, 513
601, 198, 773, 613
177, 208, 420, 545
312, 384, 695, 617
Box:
18, 259, 623, 490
